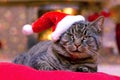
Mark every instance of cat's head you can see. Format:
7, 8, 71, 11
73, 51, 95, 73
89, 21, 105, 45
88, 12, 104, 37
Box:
55, 16, 104, 59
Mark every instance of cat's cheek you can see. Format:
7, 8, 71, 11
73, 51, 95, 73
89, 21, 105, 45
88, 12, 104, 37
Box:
78, 46, 86, 52
67, 45, 77, 52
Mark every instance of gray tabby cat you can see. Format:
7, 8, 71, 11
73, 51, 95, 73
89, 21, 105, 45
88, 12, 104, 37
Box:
13, 16, 104, 72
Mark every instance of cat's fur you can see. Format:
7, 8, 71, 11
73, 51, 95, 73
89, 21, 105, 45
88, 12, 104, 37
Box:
13, 16, 104, 72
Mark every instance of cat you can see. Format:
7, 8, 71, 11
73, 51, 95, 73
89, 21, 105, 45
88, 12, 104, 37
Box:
13, 16, 104, 72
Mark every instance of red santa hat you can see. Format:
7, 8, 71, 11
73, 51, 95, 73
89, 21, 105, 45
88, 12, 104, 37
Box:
22, 11, 85, 41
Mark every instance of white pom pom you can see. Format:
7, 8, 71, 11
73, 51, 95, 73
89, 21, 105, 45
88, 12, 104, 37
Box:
22, 24, 33, 35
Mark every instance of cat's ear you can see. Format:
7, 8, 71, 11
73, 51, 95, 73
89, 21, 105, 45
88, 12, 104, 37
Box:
90, 16, 104, 32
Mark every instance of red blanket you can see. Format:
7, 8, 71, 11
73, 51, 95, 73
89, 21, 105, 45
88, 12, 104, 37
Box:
0, 62, 120, 80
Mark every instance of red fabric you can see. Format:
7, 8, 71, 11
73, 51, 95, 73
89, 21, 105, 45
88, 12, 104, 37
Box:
32, 11, 68, 33
88, 10, 110, 22
116, 23, 120, 53
100, 10, 110, 18
0, 62, 120, 80
88, 13, 100, 22
0, 40, 2, 49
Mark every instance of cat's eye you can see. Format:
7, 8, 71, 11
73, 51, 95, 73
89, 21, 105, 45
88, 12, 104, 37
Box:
67, 33, 73, 36
63, 41, 68, 45
83, 37, 87, 40
67, 33, 74, 39
86, 36, 91, 38
60, 38, 68, 45
85, 24, 88, 27
85, 37, 94, 44
83, 35, 91, 39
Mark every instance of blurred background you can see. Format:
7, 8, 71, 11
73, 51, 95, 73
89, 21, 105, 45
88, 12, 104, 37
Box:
0, 0, 120, 76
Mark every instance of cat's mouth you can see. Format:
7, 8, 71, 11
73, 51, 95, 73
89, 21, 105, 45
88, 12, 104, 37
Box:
69, 51, 91, 59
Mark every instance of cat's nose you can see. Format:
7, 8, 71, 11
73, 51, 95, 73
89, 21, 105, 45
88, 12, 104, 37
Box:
74, 40, 81, 47
74, 43, 80, 48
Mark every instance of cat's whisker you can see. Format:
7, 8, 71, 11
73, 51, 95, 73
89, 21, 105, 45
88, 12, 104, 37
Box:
85, 48, 98, 56
91, 50, 98, 55
86, 49, 94, 55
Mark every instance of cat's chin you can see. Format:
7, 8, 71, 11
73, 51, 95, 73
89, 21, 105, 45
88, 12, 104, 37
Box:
69, 52, 91, 59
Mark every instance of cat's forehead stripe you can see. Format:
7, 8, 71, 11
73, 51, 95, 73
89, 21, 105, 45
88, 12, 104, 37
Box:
67, 21, 89, 34
70, 26, 73, 33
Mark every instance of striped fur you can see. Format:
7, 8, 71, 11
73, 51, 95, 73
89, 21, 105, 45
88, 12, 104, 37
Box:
13, 16, 104, 72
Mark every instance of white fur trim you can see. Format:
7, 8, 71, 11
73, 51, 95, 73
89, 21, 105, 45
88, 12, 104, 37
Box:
22, 24, 33, 35
51, 15, 85, 41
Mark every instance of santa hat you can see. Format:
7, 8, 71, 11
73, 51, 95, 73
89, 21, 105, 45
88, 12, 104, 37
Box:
22, 11, 85, 41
